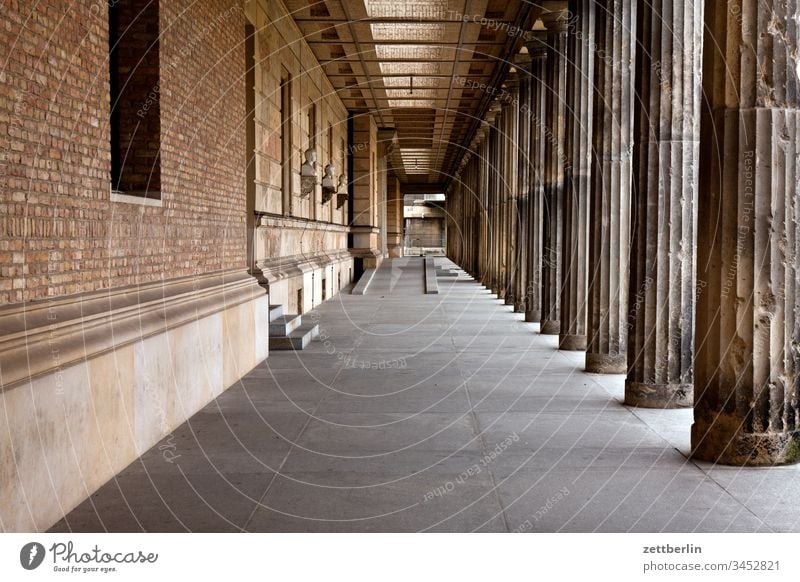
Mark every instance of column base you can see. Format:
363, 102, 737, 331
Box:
513, 301, 526, 313
585, 352, 626, 374
559, 334, 586, 351
692, 413, 800, 466
624, 380, 692, 408
540, 320, 560, 335
525, 309, 541, 323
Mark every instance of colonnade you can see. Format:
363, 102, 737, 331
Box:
445, 0, 800, 466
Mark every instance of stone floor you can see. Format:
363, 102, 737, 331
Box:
51, 258, 800, 532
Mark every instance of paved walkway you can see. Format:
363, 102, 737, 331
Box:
53, 258, 800, 532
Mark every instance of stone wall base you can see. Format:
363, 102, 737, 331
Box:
0, 271, 269, 531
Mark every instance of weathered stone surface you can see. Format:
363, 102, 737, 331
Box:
693, 0, 800, 465
559, 0, 594, 351
585, 0, 636, 373
514, 55, 533, 313
539, 12, 568, 335
524, 36, 548, 324
487, 105, 503, 295
503, 75, 521, 307
625, 0, 702, 408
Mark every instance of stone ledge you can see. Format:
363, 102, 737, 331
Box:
0, 269, 265, 391
252, 249, 354, 287
257, 214, 350, 233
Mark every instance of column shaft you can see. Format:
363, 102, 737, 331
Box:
515, 59, 532, 313
504, 81, 520, 305
693, 0, 800, 465
525, 40, 547, 323
625, 0, 702, 407
586, 0, 636, 372
540, 17, 568, 335
559, 0, 595, 351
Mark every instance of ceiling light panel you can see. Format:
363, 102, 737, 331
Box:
370, 23, 446, 42
365, 0, 451, 20
385, 89, 438, 99
380, 62, 441, 75
381, 76, 441, 88
388, 99, 437, 108
375, 44, 444, 60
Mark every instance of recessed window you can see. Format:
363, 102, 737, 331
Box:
109, 0, 161, 200
308, 103, 317, 149
281, 69, 292, 215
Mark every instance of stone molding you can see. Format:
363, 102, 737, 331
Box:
0, 269, 265, 391
253, 249, 354, 286
257, 214, 350, 233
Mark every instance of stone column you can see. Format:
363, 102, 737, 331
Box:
504, 75, 521, 306
488, 103, 502, 294
498, 102, 509, 300
624, 0, 702, 407
350, 114, 384, 269
484, 125, 494, 288
525, 36, 547, 323
539, 12, 568, 335
693, 1, 800, 465
514, 54, 532, 313
559, 0, 595, 351
488, 120, 497, 292
585, 0, 635, 372
478, 130, 490, 284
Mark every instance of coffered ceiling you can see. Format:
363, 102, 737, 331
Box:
285, 0, 545, 191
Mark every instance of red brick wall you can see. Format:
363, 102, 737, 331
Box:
0, 0, 248, 304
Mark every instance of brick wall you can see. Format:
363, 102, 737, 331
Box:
0, 0, 249, 304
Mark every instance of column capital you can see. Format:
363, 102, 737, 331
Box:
486, 100, 503, 119
513, 52, 532, 71
524, 31, 548, 60
540, 8, 569, 33
503, 71, 520, 92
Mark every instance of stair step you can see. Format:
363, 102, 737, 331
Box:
270, 323, 320, 351
268, 304, 284, 322
269, 314, 301, 336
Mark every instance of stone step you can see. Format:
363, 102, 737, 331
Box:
269, 314, 301, 336
269, 322, 320, 351
424, 256, 439, 294
351, 268, 376, 295
268, 304, 284, 322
